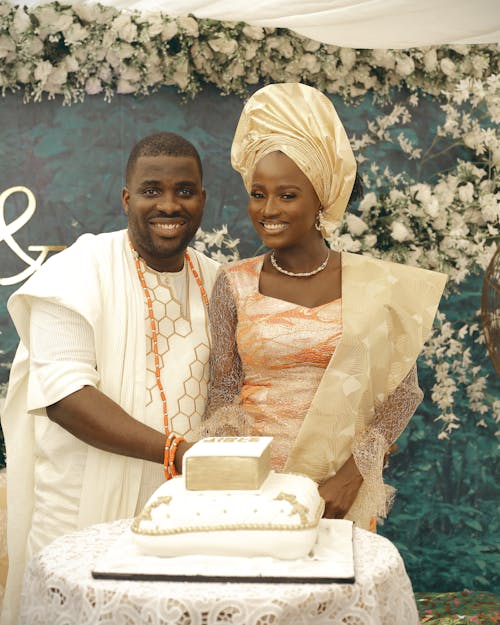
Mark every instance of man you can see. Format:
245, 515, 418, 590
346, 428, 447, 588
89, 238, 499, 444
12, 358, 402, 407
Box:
0, 132, 219, 623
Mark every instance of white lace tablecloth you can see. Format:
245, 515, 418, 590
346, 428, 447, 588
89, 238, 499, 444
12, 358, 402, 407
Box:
19, 519, 419, 625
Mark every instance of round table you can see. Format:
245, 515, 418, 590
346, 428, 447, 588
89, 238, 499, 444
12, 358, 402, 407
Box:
19, 519, 419, 625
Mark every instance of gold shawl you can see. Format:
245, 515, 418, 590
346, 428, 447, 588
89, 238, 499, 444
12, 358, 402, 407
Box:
284, 252, 447, 527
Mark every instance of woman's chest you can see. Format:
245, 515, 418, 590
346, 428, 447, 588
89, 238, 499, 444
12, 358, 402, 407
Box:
235, 295, 342, 368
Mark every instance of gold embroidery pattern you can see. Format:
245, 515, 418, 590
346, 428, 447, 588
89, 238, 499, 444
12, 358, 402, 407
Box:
141, 259, 209, 436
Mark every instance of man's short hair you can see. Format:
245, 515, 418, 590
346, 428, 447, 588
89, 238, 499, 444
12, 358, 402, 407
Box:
126, 132, 203, 184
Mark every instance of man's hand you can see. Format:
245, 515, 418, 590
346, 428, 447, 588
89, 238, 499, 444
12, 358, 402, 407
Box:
318, 455, 363, 519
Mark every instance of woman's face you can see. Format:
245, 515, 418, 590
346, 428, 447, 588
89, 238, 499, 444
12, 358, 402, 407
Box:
248, 151, 322, 250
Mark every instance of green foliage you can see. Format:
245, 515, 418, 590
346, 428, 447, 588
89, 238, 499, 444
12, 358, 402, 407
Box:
381, 384, 499, 593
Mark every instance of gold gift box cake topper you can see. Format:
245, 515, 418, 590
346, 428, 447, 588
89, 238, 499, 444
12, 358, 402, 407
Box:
183, 436, 273, 491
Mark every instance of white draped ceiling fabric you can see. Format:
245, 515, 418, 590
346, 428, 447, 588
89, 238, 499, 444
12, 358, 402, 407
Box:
10, 0, 500, 47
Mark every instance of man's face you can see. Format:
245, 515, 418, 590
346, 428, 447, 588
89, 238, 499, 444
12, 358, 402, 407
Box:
122, 155, 206, 272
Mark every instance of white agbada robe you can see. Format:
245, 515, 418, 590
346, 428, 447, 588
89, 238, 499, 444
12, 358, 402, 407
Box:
0, 229, 219, 625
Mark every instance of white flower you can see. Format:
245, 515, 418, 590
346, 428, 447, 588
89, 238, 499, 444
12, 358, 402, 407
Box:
246, 71, 259, 85
406, 247, 422, 265
390, 221, 411, 242
363, 234, 378, 248
479, 194, 500, 222
112, 15, 138, 43
302, 39, 320, 53
116, 78, 136, 93
423, 49, 438, 71
121, 65, 141, 82
48, 64, 67, 86
12, 6, 31, 35
243, 41, 260, 61
440, 58, 456, 76
145, 64, 163, 86
193, 240, 207, 253
0, 35, 15, 59
63, 55, 79, 73
37, 8, 74, 35
458, 182, 474, 203
106, 48, 121, 69
176, 16, 199, 37
72, 4, 107, 23
242, 25, 265, 40
144, 14, 162, 37
65, 23, 89, 46
435, 180, 456, 209
266, 36, 294, 58
27, 37, 44, 55
450, 44, 469, 55
414, 183, 432, 204
346, 213, 368, 236
471, 54, 490, 75
463, 129, 482, 151
339, 48, 357, 70
396, 55, 415, 77
201, 227, 229, 248
102, 30, 117, 50
85, 77, 103, 95
34, 60, 54, 83
371, 49, 395, 70
15, 63, 31, 83
389, 189, 406, 202
209, 250, 232, 264
118, 43, 135, 59
226, 59, 245, 80
173, 59, 189, 90
208, 37, 238, 56
408, 94, 419, 107
424, 197, 441, 219
359, 192, 377, 213
161, 21, 179, 41
299, 53, 321, 73
99, 65, 112, 82
73, 47, 88, 63
330, 233, 361, 252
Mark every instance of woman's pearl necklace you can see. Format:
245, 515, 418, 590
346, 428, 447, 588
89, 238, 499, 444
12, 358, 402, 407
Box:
270, 249, 330, 277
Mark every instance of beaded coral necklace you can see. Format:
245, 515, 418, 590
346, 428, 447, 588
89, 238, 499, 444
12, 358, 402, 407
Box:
129, 239, 209, 473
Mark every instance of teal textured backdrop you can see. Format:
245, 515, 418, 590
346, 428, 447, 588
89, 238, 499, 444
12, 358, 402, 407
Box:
0, 86, 498, 594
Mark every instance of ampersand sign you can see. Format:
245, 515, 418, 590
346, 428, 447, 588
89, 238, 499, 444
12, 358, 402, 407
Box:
0, 186, 66, 286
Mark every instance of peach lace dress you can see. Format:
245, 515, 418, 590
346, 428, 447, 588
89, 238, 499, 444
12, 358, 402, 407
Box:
203, 255, 426, 529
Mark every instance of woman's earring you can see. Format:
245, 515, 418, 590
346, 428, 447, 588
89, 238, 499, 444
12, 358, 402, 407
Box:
315, 210, 323, 232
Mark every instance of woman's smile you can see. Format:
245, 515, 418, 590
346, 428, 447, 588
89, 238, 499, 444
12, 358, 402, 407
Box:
260, 221, 289, 233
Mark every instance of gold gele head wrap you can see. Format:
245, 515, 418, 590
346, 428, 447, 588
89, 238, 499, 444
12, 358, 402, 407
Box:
231, 82, 357, 237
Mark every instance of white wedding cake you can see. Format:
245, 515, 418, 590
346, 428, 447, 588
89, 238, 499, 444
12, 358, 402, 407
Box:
131, 437, 324, 560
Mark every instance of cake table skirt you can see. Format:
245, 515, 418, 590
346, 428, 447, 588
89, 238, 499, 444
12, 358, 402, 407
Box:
19, 519, 419, 625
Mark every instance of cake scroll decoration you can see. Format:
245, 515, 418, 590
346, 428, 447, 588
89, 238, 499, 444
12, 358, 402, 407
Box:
130, 496, 172, 533
274, 492, 309, 525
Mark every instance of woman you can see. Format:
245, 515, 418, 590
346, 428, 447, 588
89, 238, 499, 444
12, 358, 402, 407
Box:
195, 83, 447, 530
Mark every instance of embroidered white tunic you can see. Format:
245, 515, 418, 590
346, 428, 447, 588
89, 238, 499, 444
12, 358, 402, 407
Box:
0, 229, 219, 625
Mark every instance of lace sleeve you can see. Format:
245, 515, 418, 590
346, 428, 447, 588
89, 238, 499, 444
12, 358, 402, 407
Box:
351, 364, 423, 519
200, 269, 249, 437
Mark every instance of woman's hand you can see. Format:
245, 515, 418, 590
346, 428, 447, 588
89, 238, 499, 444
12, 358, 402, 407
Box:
318, 455, 363, 519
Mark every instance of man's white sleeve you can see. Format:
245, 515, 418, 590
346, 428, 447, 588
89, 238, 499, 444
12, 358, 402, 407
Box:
27, 299, 100, 413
